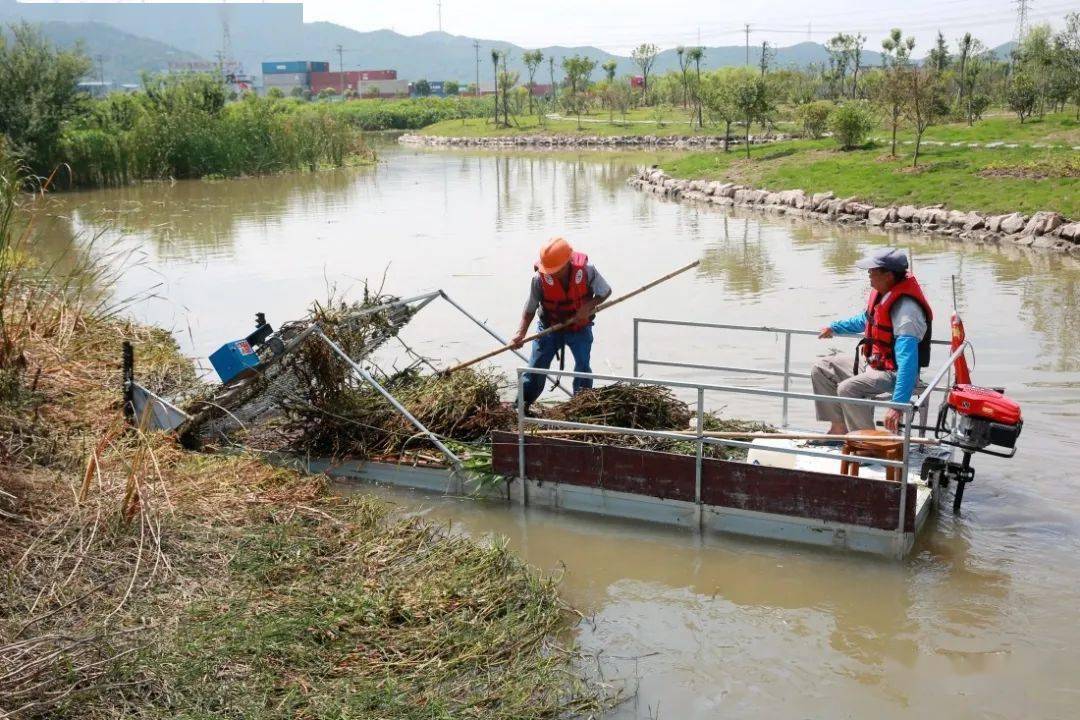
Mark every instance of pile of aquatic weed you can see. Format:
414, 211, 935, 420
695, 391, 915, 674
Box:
1, 436, 608, 719
545, 383, 775, 461
288, 364, 516, 459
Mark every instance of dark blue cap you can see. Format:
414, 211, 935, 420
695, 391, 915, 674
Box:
855, 247, 908, 272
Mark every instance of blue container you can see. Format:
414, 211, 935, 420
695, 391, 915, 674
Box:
209, 339, 261, 384
262, 61, 325, 75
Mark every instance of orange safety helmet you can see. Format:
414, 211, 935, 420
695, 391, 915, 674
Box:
536, 237, 573, 274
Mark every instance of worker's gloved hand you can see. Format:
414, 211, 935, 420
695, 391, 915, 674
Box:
884, 408, 902, 434
510, 332, 526, 350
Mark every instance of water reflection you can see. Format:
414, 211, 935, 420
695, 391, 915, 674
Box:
698, 216, 777, 296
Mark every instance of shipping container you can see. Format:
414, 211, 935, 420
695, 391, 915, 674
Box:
263, 72, 308, 86
356, 69, 396, 80
309, 72, 398, 93
262, 60, 329, 75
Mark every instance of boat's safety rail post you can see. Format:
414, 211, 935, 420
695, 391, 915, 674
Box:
631, 318, 953, 429
314, 328, 466, 486
515, 367, 911, 542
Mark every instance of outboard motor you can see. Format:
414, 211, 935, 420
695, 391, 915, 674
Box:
924, 384, 1023, 513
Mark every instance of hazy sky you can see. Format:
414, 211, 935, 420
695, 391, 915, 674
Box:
301, 0, 1079, 53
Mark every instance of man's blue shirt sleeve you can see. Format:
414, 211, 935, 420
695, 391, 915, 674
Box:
891, 335, 920, 403
829, 313, 866, 336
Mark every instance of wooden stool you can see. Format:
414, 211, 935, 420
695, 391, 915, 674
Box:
839, 429, 904, 482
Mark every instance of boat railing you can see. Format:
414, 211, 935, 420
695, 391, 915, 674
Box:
632, 317, 954, 428
515, 338, 969, 555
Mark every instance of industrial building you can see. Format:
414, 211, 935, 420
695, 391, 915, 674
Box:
309, 70, 408, 98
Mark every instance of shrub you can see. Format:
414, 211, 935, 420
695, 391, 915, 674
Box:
796, 101, 833, 139
827, 101, 875, 150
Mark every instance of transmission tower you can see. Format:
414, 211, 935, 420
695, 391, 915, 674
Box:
1014, 0, 1030, 43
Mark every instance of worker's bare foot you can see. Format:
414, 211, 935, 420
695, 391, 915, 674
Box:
827, 422, 847, 435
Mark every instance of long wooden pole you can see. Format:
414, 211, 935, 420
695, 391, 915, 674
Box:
529, 428, 941, 445
444, 259, 701, 374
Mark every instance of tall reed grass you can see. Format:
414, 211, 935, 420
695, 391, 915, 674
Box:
58, 76, 374, 188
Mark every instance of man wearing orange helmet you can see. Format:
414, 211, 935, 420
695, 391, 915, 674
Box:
511, 237, 611, 409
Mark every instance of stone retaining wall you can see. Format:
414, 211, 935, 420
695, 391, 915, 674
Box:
627, 167, 1080, 255
399, 133, 786, 149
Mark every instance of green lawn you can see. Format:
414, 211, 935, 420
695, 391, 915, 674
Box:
662, 139, 1079, 217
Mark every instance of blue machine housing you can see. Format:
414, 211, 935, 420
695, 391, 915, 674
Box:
210, 339, 261, 384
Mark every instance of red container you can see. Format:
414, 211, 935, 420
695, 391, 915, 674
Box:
310, 71, 399, 93
948, 385, 1022, 425
357, 69, 396, 80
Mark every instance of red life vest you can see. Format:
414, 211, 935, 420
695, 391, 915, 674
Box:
536, 252, 593, 331
863, 275, 934, 371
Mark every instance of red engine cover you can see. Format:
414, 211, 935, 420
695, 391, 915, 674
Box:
948, 384, 1022, 425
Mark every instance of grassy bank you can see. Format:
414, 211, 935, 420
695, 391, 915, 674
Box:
660, 135, 1079, 217
0, 154, 604, 719
421, 107, 713, 137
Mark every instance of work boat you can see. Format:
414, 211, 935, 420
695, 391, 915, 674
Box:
128, 293, 1023, 560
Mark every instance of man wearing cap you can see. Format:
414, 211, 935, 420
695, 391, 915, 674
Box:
511, 238, 612, 410
811, 248, 933, 434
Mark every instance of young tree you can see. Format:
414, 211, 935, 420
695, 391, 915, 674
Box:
601, 59, 618, 122
523, 49, 544, 114
561, 54, 597, 129
702, 70, 739, 150
1059, 13, 1080, 118
850, 34, 866, 98
954, 33, 973, 109
611, 79, 635, 124
490, 49, 501, 125
548, 56, 558, 102
498, 66, 519, 125
732, 73, 773, 158
676, 46, 689, 107
1008, 73, 1038, 123
758, 41, 774, 78
444, 80, 459, 96
414, 78, 432, 97
878, 28, 915, 156
928, 31, 951, 73
900, 62, 944, 167
631, 43, 659, 101
688, 46, 705, 128
825, 33, 853, 100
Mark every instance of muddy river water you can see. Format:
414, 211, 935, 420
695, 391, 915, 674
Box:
46, 141, 1080, 718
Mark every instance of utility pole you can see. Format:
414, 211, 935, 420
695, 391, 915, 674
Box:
437, 0, 443, 32
335, 44, 344, 97
94, 53, 105, 92
474, 39, 480, 95
744, 24, 751, 66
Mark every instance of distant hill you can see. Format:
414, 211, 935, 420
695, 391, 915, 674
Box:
302, 25, 884, 84
30, 21, 205, 85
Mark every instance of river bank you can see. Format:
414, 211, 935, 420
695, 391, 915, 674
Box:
0, 164, 604, 717
401, 131, 784, 149
628, 166, 1080, 255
